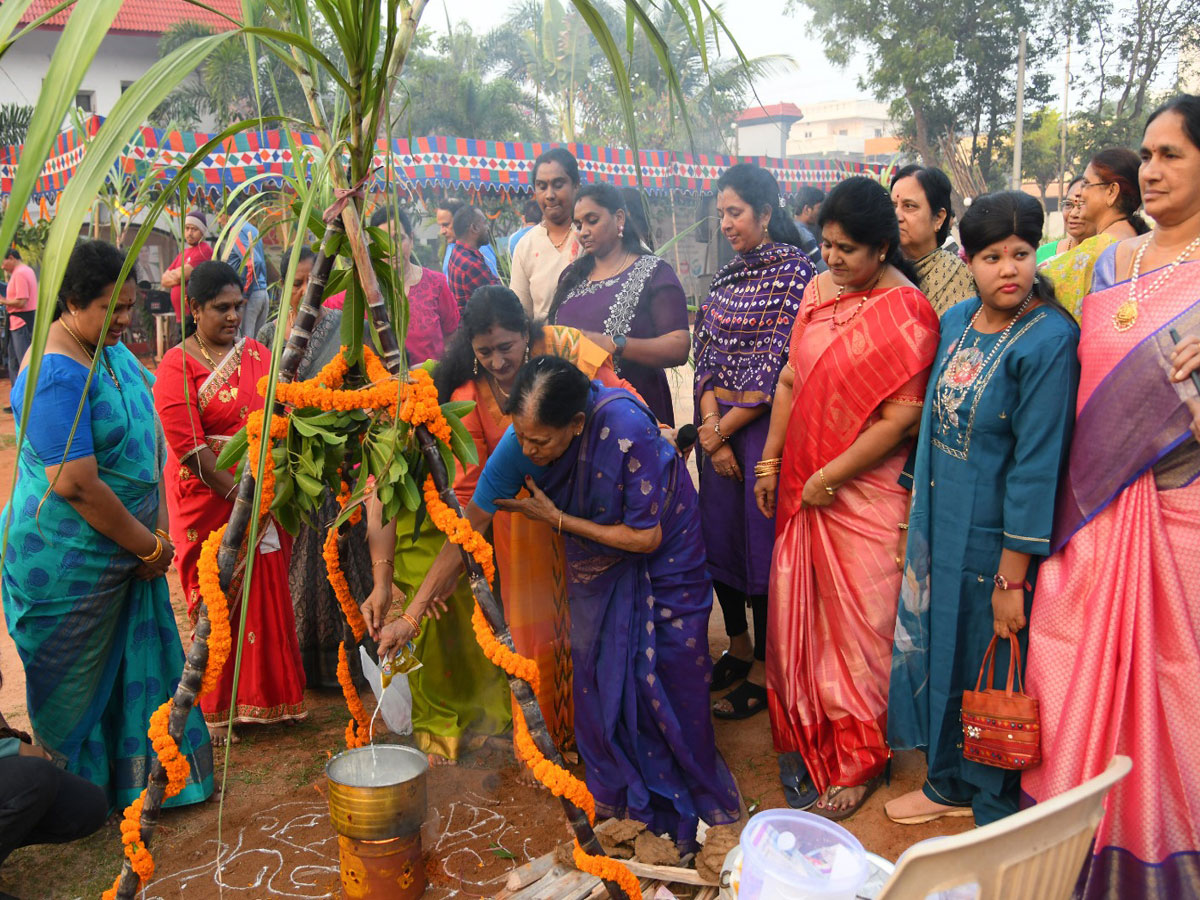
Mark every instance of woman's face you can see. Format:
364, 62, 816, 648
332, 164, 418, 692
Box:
289, 257, 314, 310
1063, 181, 1089, 239
69, 280, 136, 347
891, 175, 944, 258
968, 235, 1037, 313
821, 221, 886, 289
191, 284, 244, 347
716, 187, 769, 255
573, 196, 624, 259
1140, 110, 1200, 226
534, 161, 578, 228
471, 324, 528, 387
511, 408, 585, 467
1076, 163, 1119, 226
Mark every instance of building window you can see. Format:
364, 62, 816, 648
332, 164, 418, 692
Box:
75, 91, 95, 113
874, 128, 883, 138
838, 129, 848, 136
120, 81, 135, 94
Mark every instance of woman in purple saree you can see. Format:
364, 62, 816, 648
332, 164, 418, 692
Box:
378, 356, 741, 848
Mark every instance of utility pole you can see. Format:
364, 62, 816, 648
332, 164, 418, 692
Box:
1012, 27, 1027, 191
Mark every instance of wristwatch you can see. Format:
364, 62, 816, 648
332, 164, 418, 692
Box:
993, 573, 1031, 591
612, 334, 627, 357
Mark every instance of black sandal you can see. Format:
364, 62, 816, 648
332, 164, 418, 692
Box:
710, 652, 753, 692
713, 680, 767, 720
778, 752, 819, 810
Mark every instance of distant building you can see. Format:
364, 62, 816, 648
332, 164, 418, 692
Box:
786, 99, 899, 161
1, 0, 241, 120
734, 103, 804, 158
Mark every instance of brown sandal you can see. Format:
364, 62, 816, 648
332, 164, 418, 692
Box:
813, 768, 887, 822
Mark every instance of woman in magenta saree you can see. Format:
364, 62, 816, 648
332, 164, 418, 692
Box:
1023, 97, 1200, 898
755, 177, 940, 819
378, 357, 741, 849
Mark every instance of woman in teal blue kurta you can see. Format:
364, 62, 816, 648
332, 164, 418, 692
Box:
1, 240, 213, 810
888, 192, 1079, 826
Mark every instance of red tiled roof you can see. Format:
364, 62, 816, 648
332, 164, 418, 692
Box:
736, 102, 804, 124
19, 0, 243, 35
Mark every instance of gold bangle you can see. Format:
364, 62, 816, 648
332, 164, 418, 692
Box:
154, 528, 171, 543
818, 467, 837, 496
400, 612, 421, 638
137, 535, 163, 563
557, 509, 564, 534
758, 457, 782, 467
371, 558, 395, 568
702, 412, 720, 423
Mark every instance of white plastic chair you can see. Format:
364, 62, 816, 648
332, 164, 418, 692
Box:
876, 755, 1132, 900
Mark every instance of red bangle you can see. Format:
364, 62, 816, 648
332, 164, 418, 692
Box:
400, 612, 421, 638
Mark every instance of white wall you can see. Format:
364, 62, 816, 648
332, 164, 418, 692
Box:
737, 121, 793, 157
0, 29, 161, 118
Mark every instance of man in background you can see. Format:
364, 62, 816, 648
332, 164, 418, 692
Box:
159, 209, 213, 321
438, 197, 499, 278
221, 195, 269, 338
445, 206, 499, 308
507, 199, 543, 256
793, 186, 827, 272
2, 249, 37, 386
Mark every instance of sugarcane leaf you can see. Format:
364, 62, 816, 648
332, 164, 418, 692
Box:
440, 400, 477, 419
0, 0, 74, 57
446, 413, 479, 467
215, 427, 250, 469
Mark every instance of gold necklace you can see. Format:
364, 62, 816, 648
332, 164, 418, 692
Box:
830, 268, 885, 330
592, 252, 632, 282
1115, 233, 1200, 331
546, 224, 572, 251
61, 320, 121, 391
194, 331, 228, 369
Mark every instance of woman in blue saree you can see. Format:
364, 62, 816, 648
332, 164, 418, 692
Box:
2, 240, 212, 810
375, 356, 741, 848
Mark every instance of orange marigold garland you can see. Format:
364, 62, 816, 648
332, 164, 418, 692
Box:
324, 525, 367, 642
424, 480, 640, 900
196, 524, 232, 698
337, 643, 370, 749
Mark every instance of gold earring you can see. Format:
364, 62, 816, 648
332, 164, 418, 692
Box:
473, 357, 479, 376
524, 345, 530, 363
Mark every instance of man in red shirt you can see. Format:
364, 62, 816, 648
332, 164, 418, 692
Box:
445, 206, 499, 308
2, 249, 38, 387
159, 210, 213, 320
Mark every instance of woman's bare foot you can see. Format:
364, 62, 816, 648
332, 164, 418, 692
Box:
208, 724, 240, 747
815, 783, 866, 815
884, 788, 973, 824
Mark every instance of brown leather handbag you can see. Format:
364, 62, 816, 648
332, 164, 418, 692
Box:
961, 634, 1041, 771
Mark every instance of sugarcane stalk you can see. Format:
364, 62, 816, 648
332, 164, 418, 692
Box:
413, 427, 626, 900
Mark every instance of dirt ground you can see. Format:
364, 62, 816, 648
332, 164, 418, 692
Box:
0, 372, 969, 900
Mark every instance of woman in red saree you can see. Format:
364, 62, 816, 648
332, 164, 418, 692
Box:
755, 177, 940, 819
1023, 96, 1200, 899
154, 261, 307, 743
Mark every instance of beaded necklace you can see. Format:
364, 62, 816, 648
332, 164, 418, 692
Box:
1113, 234, 1200, 331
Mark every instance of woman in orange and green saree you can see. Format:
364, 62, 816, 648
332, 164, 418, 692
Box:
754, 177, 940, 820
373, 286, 635, 764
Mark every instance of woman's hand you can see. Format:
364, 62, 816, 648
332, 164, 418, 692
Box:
754, 472, 777, 518
801, 470, 836, 508
992, 587, 1027, 638
1171, 335, 1200, 441
697, 421, 723, 455
494, 476, 560, 526
135, 534, 174, 579
17, 742, 51, 761
363, 582, 404, 641
709, 444, 742, 481
376, 615, 418, 660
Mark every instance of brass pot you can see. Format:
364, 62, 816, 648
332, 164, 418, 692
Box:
326, 745, 428, 842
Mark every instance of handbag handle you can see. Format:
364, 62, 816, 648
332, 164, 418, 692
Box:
974, 634, 1025, 697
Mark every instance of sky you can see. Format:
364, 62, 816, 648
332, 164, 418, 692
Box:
421, 0, 875, 110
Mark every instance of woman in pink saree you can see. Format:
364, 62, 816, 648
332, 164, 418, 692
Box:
1023, 95, 1200, 898
755, 177, 940, 819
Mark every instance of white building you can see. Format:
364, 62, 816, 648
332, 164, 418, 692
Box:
786, 98, 897, 158
734, 102, 804, 158
0, 0, 240, 119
